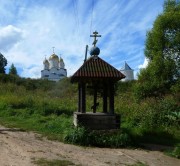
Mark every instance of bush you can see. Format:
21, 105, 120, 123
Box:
172, 144, 180, 159
65, 127, 132, 147
0, 74, 55, 91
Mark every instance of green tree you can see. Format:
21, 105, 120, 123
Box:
135, 0, 180, 99
0, 53, 7, 74
9, 63, 18, 76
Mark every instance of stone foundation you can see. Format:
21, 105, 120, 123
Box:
73, 112, 120, 130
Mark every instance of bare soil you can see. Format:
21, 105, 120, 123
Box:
0, 125, 179, 166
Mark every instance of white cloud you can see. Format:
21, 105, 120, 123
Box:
0, 25, 23, 51
21, 66, 42, 78
0, 0, 164, 79
138, 58, 149, 69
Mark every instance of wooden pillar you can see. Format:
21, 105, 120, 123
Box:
78, 82, 86, 113
78, 83, 81, 112
109, 83, 114, 114
81, 83, 86, 113
103, 84, 107, 113
93, 87, 97, 113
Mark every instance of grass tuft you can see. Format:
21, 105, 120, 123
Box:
32, 158, 76, 166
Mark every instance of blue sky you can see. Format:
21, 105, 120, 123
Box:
0, 0, 164, 78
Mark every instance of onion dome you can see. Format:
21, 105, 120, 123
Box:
90, 46, 100, 56
59, 57, 65, 69
49, 53, 59, 60
43, 58, 49, 64
59, 57, 64, 62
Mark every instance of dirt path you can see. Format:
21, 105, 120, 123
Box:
0, 126, 179, 166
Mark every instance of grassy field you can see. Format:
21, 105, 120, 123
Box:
0, 75, 179, 157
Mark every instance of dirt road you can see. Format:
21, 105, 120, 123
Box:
0, 125, 179, 166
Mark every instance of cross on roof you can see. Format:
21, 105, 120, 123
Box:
52, 47, 55, 53
90, 31, 101, 47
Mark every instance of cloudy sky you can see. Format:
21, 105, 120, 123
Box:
0, 0, 164, 78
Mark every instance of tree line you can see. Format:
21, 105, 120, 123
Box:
0, 52, 18, 75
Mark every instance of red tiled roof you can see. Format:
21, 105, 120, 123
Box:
71, 56, 125, 82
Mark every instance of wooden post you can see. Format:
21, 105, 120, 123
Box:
109, 83, 114, 114
81, 83, 86, 113
103, 84, 107, 113
84, 45, 88, 62
78, 83, 81, 112
93, 87, 97, 113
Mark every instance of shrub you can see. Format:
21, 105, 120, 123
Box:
172, 144, 180, 159
65, 127, 132, 147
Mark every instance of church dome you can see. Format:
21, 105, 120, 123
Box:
43, 59, 49, 64
90, 46, 100, 56
49, 53, 59, 60
59, 57, 65, 69
59, 57, 64, 62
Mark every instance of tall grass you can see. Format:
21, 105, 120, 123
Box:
0, 79, 76, 141
0, 77, 179, 149
115, 81, 180, 146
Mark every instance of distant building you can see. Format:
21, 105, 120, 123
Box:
120, 62, 134, 81
41, 52, 67, 81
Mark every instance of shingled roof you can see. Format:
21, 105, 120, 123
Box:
71, 56, 125, 82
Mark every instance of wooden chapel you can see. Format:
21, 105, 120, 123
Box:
71, 31, 125, 130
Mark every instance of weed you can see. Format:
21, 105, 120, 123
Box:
172, 144, 180, 159
32, 158, 75, 166
165, 143, 180, 159
65, 127, 133, 147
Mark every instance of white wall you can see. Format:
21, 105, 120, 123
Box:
121, 70, 134, 82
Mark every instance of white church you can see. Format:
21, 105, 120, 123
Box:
41, 52, 67, 81
120, 62, 134, 81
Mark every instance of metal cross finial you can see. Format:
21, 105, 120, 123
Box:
52, 47, 55, 53
90, 31, 101, 47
